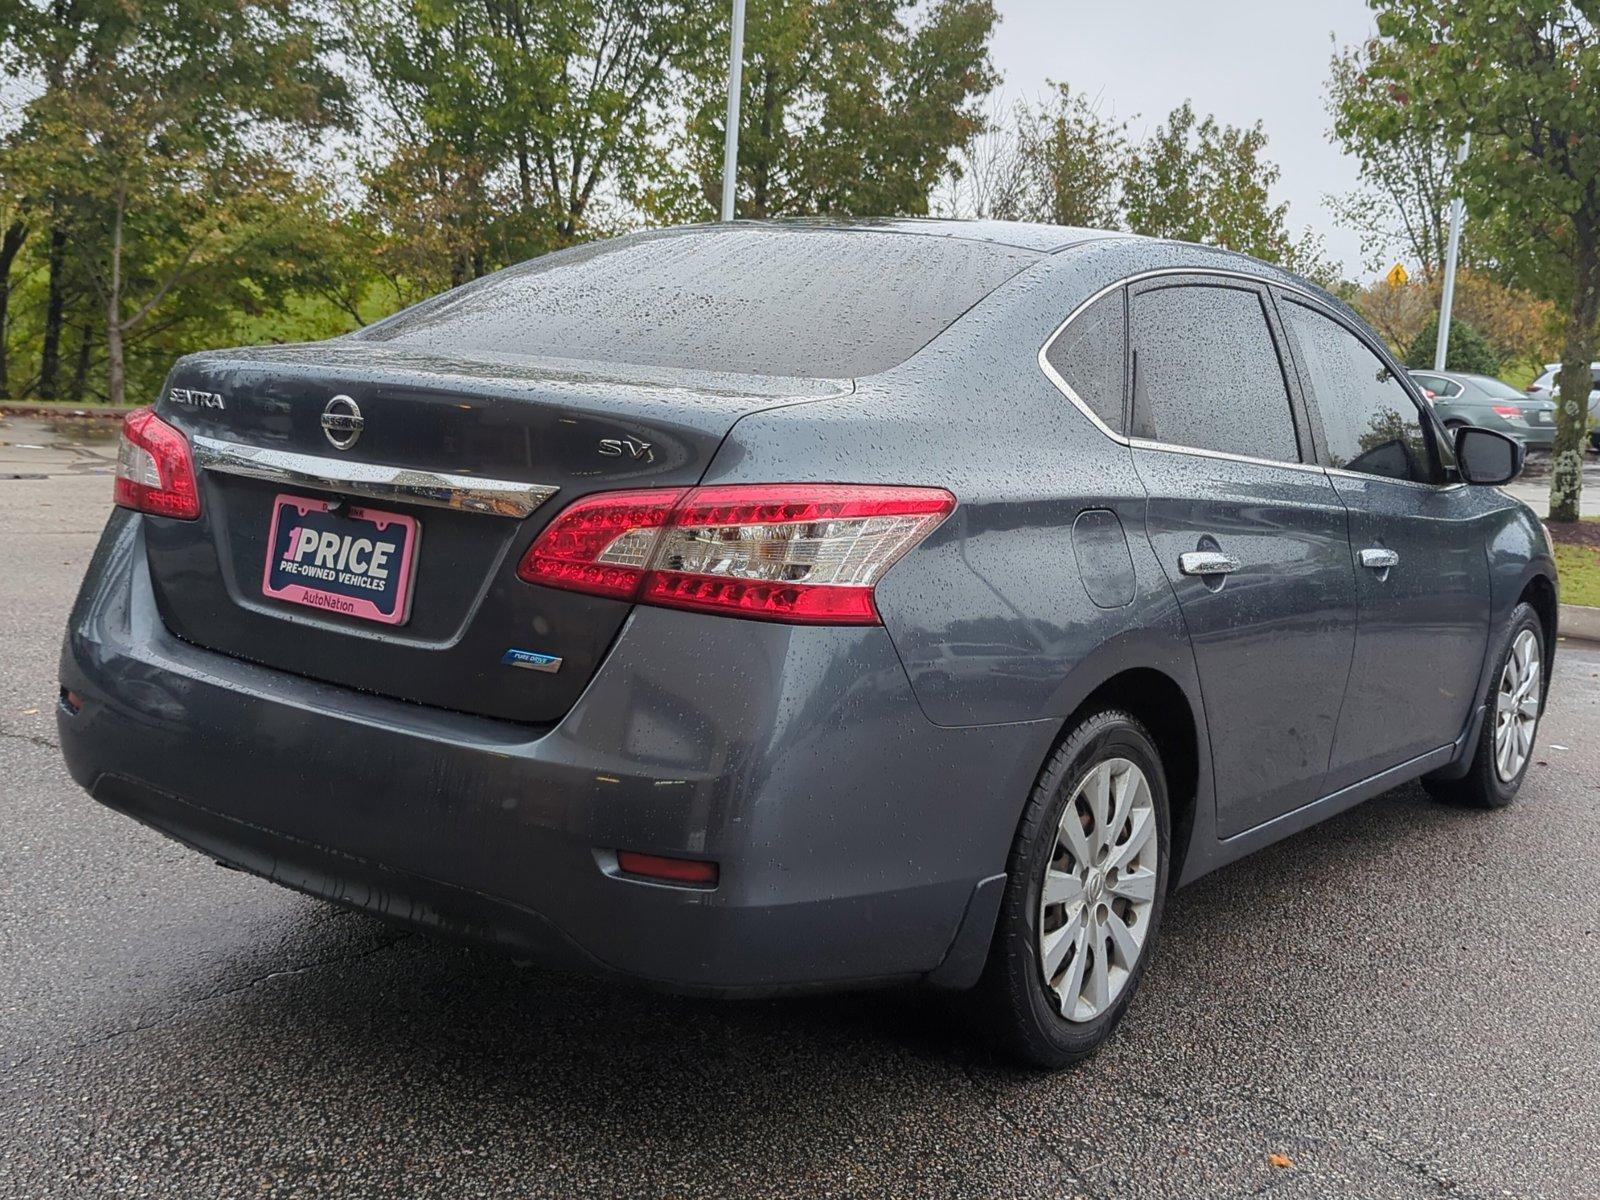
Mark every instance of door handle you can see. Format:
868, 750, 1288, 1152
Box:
1178, 551, 1240, 577
1359, 547, 1399, 571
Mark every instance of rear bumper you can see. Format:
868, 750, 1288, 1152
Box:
1515, 426, 1558, 450
58, 512, 1049, 994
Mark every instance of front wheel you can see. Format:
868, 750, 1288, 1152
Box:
1424, 601, 1545, 809
981, 709, 1170, 1069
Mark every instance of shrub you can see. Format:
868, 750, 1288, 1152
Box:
1403, 317, 1500, 376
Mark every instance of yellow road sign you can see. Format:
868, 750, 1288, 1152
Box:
1386, 262, 1409, 288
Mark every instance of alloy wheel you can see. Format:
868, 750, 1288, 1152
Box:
1494, 628, 1542, 782
1037, 757, 1159, 1023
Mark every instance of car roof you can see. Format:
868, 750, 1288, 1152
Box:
659, 217, 1120, 254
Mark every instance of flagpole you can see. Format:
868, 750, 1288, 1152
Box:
719, 0, 747, 222
1433, 133, 1470, 371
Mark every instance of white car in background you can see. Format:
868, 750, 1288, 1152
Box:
1525, 362, 1600, 452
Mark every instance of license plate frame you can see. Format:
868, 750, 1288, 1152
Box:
261, 493, 420, 626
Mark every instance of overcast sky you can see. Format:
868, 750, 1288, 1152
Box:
987, 0, 1381, 277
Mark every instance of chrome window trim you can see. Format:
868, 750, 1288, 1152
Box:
191, 436, 559, 519
1038, 266, 1320, 468
1038, 264, 1455, 487
1325, 465, 1465, 494
1127, 437, 1329, 476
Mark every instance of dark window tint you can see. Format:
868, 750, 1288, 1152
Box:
1045, 289, 1126, 431
358, 228, 1041, 378
1282, 301, 1433, 483
1129, 284, 1299, 462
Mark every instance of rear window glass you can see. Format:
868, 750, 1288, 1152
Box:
1045, 289, 1127, 432
1129, 283, 1300, 463
1467, 376, 1525, 400
356, 228, 1041, 378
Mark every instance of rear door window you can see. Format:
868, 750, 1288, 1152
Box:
1045, 289, 1127, 432
1128, 282, 1301, 462
1281, 300, 1436, 484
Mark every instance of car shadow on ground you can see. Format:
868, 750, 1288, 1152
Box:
9, 777, 1543, 1197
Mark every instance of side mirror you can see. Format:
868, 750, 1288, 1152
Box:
1455, 425, 1524, 486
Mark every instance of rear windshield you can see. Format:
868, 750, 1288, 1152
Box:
356, 227, 1041, 378
1467, 375, 1527, 400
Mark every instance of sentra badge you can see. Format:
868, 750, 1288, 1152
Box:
169, 387, 225, 410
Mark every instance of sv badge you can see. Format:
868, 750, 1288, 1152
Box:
598, 436, 654, 463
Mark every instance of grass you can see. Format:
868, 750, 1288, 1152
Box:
1554, 544, 1600, 607
1550, 517, 1600, 607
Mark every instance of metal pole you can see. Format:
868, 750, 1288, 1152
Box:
1433, 133, 1470, 371
719, 0, 746, 222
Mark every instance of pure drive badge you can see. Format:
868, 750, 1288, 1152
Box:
501, 648, 563, 674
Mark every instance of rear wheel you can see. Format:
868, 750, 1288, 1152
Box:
1424, 602, 1545, 809
982, 709, 1170, 1069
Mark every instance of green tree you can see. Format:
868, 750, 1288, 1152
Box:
0, 0, 353, 405
1016, 84, 1129, 229
1328, 46, 1458, 281
1403, 317, 1500, 375
1343, 2, 1600, 523
340, 0, 718, 290
685, 0, 998, 219
1124, 101, 1331, 281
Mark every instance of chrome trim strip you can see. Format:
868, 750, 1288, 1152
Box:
1127, 437, 1330, 476
191, 436, 559, 519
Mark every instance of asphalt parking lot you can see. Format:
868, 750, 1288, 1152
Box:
2, 419, 1598, 1200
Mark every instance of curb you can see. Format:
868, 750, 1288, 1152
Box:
1, 403, 128, 422
1559, 602, 1600, 645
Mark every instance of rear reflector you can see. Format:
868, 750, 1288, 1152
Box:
518, 484, 955, 625
114, 407, 201, 520
615, 851, 719, 886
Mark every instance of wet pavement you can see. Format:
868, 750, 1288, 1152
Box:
2, 424, 1597, 1199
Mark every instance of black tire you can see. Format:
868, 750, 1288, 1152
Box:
981, 709, 1171, 1069
1423, 601, 1545, 809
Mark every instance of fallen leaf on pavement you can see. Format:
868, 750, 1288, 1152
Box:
1268, 1153, 1293, 1169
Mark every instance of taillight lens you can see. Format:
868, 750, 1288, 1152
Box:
1491, 405, 1524, 419
517, 484, 955, 625
114, 408, 200, 519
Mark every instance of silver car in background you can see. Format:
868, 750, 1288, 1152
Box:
1525, 361, 1600, 452
1409, 369, 1559, 450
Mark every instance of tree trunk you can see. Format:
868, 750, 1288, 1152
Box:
0, 220, 27, 398
105, 310, 126, 408
68, 323, 91, 402
1547, 225, 1600, 524
40, 224, 67, 399
105, 195, 126, 408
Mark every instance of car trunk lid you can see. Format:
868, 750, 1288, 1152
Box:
145, 341, 842, 724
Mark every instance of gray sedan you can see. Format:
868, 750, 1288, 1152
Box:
59, 220, 1556, 1068
1409, 369, 1559, 449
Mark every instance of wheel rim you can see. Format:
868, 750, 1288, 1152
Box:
1494, 629, 1542, 782
1037, 757, 1159, 1023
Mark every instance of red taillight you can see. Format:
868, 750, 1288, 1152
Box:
1491, 405, 1523, 419
113, 407, 200, 520
615, 851, 719, 886
517, 483, 956, 625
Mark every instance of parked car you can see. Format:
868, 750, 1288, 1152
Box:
58, 221, 1557, 1068
1408, 369, 1558, 449
1526, 361, 1600, 452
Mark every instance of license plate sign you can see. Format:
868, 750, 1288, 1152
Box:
262, 494, 419, 625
